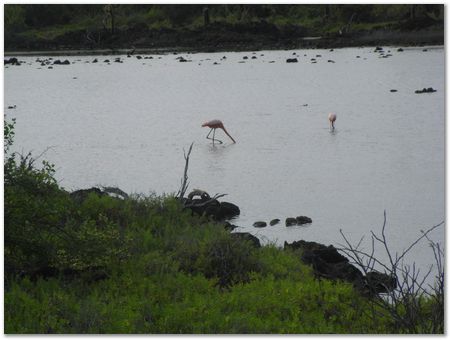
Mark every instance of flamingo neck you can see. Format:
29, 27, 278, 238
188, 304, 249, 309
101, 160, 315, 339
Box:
222, 127, 236, 143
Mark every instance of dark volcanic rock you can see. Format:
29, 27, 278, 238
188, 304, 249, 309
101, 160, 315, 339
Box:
296, 216, 312, 225
270, 218, 280, 226
184, 190, 240, 221
286, 58, 298, 63
365, 271, 397, 293
284, 240, 364, 289
4, 57, 20, 65
253, 221, 267, 228
285, 217, 297, 226
231, 232, 261, 248
284, 240, 397, 295
415, 87, 437, 94
223, 222, 239, 231
217, 201, 240, 219
53, 59, 70, 65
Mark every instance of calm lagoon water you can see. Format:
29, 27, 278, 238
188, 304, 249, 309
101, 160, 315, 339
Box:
5, 46, 444, 274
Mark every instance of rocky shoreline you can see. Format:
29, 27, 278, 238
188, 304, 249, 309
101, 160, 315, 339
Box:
71, 186, 396, 297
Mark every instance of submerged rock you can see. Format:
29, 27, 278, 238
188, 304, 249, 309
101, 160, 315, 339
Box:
53, 59, 70, 65
4, 57, 20, 65
285, 217, 297, 226
296, 216, 312, 225
270, 219, 280, 226
285, 216, 312, 226
415, 87, 437, 94
253, 221, 267, 228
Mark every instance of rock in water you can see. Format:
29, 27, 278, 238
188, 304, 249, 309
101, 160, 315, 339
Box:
270, 219, 280, 226
296, 216, 312, 225
285, 217, 297, 226
253, 221, 267, 228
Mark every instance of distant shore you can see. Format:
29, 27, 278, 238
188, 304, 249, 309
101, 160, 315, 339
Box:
5, 25, 443, 56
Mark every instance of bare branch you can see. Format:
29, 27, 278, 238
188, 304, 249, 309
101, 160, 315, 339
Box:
339, 213, 444, 333
176, 142, 194, 199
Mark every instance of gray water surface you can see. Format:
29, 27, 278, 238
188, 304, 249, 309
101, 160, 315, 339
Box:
5, 46, 445, 275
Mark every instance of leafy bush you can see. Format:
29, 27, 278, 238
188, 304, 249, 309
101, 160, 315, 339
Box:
4, 119, 130, 279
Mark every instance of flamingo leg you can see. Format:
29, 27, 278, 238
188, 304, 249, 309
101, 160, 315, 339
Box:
206, 128, 213, 140
213, 129, 224, 144
206, 128, 223, 144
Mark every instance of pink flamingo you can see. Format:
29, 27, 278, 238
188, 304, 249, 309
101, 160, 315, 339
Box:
328, 113, 337, 130
201, 119, 236, 144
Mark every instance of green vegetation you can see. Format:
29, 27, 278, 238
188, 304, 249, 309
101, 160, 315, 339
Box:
4, 4, 444, 32
3, 119, 443, 334
4, 4, 444, 51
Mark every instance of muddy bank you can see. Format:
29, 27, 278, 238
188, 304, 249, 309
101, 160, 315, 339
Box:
5, 21, 443, 56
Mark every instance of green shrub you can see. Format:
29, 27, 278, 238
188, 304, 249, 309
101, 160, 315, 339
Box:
4, 119, 129, 279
